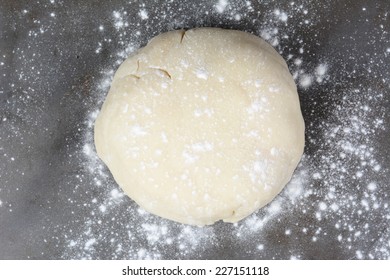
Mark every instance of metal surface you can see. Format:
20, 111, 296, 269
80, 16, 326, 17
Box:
0, 0, 389, 259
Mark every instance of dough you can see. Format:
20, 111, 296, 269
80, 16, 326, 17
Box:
94, 28, 305, 226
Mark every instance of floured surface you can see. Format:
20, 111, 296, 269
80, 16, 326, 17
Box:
0, 0, 389, 259
94, 28, 304, 226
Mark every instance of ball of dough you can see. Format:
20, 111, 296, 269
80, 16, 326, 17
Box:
94, 28, 305, 226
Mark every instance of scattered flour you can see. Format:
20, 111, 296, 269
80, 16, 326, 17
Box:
274, 9, 288, 22
138, 9, 148, 20
299, 74, 313, 88
113, 11, 127, 30
215, 0, 229, 14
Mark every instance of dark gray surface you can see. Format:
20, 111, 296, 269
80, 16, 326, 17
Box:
0, 0, 389, 259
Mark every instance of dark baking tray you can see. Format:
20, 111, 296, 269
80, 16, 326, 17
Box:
0, 0, 389, 259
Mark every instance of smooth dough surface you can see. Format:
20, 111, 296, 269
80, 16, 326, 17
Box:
94, 28, 305, 226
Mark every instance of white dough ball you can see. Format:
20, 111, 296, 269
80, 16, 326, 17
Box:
94, 28, 305, 226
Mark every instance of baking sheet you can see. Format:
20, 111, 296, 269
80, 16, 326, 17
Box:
0, 0, 389, 259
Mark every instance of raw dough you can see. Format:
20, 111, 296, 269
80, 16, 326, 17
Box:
94, 28, 305, 226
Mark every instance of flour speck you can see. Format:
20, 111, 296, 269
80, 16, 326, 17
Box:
215, 0, 229, 14
139, 9, 148, 20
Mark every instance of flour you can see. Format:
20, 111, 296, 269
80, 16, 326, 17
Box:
138, 10, 149, 20
113, 11, 128, 30
274, 9, 288, 22
299, 74, 313, 88
215, 0, 229, 14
